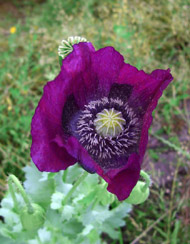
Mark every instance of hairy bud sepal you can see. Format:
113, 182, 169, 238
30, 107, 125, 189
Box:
20, 203, 45, 231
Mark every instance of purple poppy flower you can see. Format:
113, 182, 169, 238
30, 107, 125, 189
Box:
31, 42, 173, 201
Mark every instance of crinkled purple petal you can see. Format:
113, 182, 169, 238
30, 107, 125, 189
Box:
61, 136, 101, 174
138, 69, 173, 162
118, 65, 173, 112
61, 44, 125, 107
31, 73, 76, 172
91, 47, 124, 97
61, 42, 96, 108
118, 65, 173, 162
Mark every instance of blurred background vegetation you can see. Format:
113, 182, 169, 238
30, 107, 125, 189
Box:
0, 0, 190, 243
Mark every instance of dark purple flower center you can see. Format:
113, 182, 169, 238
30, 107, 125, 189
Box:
76, 97, 140, 169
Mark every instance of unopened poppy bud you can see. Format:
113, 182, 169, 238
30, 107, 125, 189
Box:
125, 181, 150, 205
125, 170, 151, 205
20, 203, 45, 231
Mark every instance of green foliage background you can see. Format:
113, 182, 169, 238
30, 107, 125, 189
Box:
0, 0, 190, 243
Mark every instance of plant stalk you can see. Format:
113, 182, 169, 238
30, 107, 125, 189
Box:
62, 171, 88, 205
8, 174, 34, 214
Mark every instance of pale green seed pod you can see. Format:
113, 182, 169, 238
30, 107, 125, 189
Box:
58, 36, 87, 59
20, 203, 45, 231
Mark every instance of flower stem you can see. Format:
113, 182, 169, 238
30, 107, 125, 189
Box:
119, 228, 124, 244
8, 175, 18, 211
8, 174, 34, 214
62, 170, 67, 182
62, 171, 88, 205
140, 170, 151, 192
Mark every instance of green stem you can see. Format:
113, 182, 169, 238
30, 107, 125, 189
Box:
140, 170, 151, 192
62, 170, 67, 182
62, 171, 88, 205
8, 176, 18, 211
119, 228, 123, 244
8, 174, 34, 214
